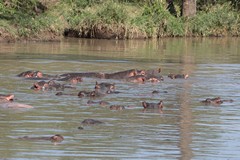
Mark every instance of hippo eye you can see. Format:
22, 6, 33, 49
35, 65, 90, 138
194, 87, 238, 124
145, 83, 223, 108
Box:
141, 71, 145, 75
95, 85, 100, 89
34, 84, 39, 88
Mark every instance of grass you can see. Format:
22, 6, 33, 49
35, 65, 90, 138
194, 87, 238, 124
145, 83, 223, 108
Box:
0, 0, 239, 41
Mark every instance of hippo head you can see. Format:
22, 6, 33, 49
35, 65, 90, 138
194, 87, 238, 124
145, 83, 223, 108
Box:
24, 71, 35, 78
95, 81, 115, 93
50, 134, 64, 143
31, 81, 49, 90
34, 71, 43, 78
136, 69, 146, 76
70, 76, 83, 84
0, 94, 14, 102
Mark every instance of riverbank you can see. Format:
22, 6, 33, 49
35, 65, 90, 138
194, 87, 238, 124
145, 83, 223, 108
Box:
0, 1, 239, 42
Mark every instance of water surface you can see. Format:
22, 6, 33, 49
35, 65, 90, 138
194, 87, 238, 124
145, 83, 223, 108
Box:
0, 38, 239, 159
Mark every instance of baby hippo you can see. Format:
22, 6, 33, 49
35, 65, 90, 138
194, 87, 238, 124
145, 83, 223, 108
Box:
142, 100, 163, 109
18, 134, 64, 143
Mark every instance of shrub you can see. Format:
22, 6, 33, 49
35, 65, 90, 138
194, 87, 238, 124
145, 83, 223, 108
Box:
187, 3, 240, 36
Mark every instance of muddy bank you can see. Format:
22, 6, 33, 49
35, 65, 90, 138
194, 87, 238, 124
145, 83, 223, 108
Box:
0, 26, 147, 43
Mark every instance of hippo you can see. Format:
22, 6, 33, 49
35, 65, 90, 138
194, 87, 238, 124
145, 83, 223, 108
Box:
78, 90, 100, 98
152, 90, 168, 94
18, 134, 64, 143
17, 70, 43, 78
81, 119, 103, 125
126, 75, 146, 83
1, 102, 33, 108
142, 100, 163, 109
0, 94, 14, 102
143, 68, 162, 75
201, 97, 233, 105
18, 70, 57, 80
55, 92, 77, 96
168, 73, 189, 79
60, 72, 105, 79
104, 69, 138, 79
31, 80, 50, 90
57, 76, 83, 84
109, 105, 125, 110
31, 80, 75, 91
0, 94, 33, 108
87, 100, 110, 106
95, 81, 116, 94
145, 74, 164, 82
125, 73, 163, 83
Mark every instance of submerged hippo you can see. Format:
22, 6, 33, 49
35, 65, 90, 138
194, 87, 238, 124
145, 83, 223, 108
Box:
201, 97, 233, 105
60, 72, 105, 79
142, 100, 163, 109
104, 69, 138, 79
95, 81, 116, 94
78, 90, 100, 98
1, 102, 33, 108
18, 70, 57, 80
0, 94, 14, 102
143, 68, 162, 75
81, 119, 104, 125
168, 73, 189, 79
109, 105, 125, 110
145, 74, 164, 82
87, 100, 110, 106
31, 80, 75, 91
126, 75, 146, 83
124, 68, 163, 83
152, 90, 168, 94
57, 76, 83, 84
18, 70, 43, 78
55, 92, 77, 96
0, 94, 33, 109
18, 134, 64, 143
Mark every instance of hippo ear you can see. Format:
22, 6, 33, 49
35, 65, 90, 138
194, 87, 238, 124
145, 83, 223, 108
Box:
142, 101, 147, 108
6, 94, 14, 101
158, 68, 161, 73
158, 100, 163, 109
95, 81, 100, 89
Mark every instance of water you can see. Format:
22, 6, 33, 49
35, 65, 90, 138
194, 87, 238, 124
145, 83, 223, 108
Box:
0, 38, 239, 159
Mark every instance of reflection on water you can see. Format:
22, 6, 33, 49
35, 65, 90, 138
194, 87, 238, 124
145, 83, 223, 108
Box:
0, 38, 239, 159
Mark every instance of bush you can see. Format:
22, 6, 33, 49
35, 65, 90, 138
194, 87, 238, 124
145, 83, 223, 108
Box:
187, 3, 240, 36
131, 2, 184, 37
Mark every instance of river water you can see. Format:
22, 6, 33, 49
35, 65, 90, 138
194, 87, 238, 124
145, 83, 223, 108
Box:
0, 38, 239, 159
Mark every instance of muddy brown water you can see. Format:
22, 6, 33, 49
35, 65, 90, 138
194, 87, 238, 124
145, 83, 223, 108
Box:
0, 38, 239, 159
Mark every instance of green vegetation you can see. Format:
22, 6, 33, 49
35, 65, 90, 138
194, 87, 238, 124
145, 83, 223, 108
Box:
0, 0, 239, 41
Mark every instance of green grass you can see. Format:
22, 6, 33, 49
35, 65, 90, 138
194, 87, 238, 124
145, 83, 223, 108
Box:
0, 0, 239, 41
